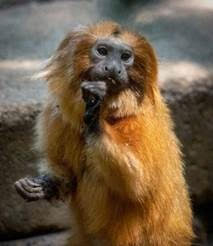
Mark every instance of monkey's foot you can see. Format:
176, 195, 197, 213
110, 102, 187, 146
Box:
14, 175, 59, 202
81, 81, 107, 133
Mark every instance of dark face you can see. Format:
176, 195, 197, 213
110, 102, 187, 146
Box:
89, 39, 134, 89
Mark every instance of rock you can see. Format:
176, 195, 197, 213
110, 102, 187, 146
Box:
161, 73, 213, 244
193, 218, 208, 246
0, 231, 70, 246
0, 104, 70, 240
161, 76, 213, 206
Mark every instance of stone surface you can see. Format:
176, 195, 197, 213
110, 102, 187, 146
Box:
162, 77, 213, 204
0, 104, 70, 240
0, 0, 212, 242
0, 231, 70, 246
163, 77, 213, 245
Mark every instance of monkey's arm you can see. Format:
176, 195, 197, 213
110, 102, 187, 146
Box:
14, 175, 61, 202
82, 82, 148, 199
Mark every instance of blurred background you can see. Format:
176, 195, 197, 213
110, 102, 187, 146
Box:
0, 0, 213, 245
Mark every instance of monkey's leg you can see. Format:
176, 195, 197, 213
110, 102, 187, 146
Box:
14, 175, 60, 202
81, 81, 106, 134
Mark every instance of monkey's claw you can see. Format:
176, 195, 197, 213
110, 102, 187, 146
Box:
15, 177, 45, 202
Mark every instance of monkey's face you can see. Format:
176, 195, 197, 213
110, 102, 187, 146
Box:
48, 22, 157, 102
89, 39, 134, 91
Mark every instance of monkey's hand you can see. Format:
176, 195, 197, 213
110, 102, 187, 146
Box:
81, 81, 107, 134
14, 175, 60, 202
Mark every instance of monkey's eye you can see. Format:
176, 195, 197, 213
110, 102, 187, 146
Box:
97, 46, 108, 56
121, 52, 131, 61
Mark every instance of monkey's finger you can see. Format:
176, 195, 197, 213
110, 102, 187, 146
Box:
15, 179, 45, 201
81, 80, 106, 88
82, 83, 107, 93
15, 180, 45, 201
81, 81, 107, 97
20, 178, 43, 193
14, 181, 32, 200
89, 87, 106, 98
15, 179, 43, 195
90, 81, 107, 89
25, 177, 41, 187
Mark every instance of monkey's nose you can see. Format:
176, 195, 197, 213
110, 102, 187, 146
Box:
104, 62, 122, 79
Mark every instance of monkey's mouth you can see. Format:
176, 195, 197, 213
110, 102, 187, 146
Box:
101, 75, 128, 87
86, 74, 124, 86
81, 70, 128, 91
106, 77, 118, 86
97, 77, 128, 93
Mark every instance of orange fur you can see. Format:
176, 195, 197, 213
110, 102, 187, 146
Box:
36, 21, 193, 245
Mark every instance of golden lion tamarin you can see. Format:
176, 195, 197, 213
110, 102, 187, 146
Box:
15, 21, 193, 245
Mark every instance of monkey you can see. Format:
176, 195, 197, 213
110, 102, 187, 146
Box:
15, 21, 194, 245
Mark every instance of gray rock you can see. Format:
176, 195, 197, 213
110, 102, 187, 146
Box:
0, 104, 70, 240
162, 77, 213, 205
0, 231, 70, 246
